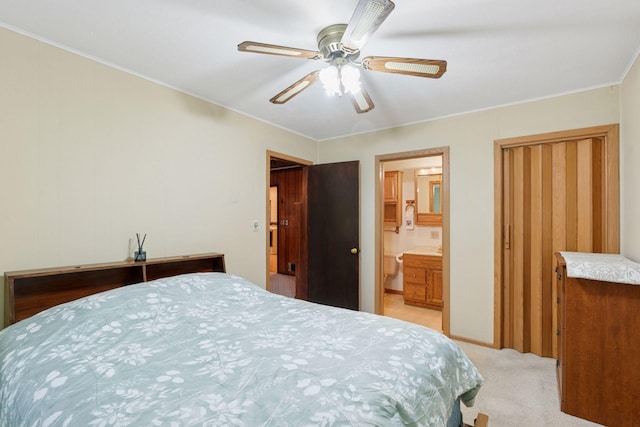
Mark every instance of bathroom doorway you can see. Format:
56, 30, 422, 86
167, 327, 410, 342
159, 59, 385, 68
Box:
375, 148, 450, 336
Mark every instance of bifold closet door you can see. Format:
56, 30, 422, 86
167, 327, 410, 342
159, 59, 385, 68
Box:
502, 137, 610, 357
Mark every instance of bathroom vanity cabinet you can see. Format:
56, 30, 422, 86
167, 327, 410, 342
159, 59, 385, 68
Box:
403, 253, 442, 310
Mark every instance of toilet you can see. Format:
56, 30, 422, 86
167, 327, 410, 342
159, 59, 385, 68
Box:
383, 252, 400, 283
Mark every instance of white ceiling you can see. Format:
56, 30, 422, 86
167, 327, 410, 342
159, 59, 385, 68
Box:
1, 0, 639, 141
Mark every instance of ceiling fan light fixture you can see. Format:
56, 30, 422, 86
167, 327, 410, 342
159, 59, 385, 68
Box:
341, 65, 362, 94
320, 64, 362, 96
320, 66, 342, 96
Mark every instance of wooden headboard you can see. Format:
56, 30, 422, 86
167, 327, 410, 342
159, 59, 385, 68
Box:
4, 253, 225, 326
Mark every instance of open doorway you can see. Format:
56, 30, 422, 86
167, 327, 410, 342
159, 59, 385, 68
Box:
266, 151, 361, 311
375, 147, 451, 337
266, 151, 312, 298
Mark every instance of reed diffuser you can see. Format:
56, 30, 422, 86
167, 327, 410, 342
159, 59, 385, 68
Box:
134, 233, 147, 262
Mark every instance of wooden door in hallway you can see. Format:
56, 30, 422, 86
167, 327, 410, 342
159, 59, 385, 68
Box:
495, 125, 619, 357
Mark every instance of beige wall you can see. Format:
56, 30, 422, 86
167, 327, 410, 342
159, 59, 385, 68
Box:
0, 28, 317, 327
621, 53, 640, 261
318, 87, 621, 344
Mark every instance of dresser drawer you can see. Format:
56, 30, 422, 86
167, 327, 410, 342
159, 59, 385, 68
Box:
404, 283, 427, 301
404, 267, 426, 284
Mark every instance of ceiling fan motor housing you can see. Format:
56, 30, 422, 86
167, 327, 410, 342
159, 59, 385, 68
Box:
317, 24, 359, 63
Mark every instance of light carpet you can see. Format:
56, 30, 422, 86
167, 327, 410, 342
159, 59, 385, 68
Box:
454, 341, 602, 427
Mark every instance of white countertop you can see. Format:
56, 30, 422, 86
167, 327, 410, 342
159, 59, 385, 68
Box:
403, 246, 442, 257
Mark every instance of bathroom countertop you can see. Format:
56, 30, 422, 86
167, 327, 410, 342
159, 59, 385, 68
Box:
403, 246, 442, 257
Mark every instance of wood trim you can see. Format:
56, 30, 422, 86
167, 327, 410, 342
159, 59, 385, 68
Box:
493, 140, 505, 349
441, 149, 450, 337
375, 147, 450, 338
384, 288, 403, 295
472, 413, 490, 427
495, 124, 619, 148
296, 167, 309, 301
450, 334, 496, 349
493, 124, 620, 351
605, 126, 620, 253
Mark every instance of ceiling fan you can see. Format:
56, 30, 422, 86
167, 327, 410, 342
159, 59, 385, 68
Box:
238, 0, 447, 114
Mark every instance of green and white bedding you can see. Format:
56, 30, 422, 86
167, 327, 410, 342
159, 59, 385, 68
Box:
0, 273, 483, 426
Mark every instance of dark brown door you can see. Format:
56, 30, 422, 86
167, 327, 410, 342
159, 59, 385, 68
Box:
306, 161, 360, 310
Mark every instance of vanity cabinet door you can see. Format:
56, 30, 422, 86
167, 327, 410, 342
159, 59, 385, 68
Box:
404, 283, 427, 301
428, 268, 443, 307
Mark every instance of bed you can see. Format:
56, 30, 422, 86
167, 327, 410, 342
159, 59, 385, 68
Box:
0, 272, 483, 426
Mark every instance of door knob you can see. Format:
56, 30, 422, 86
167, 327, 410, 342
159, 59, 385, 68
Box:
350, 248, 359, 254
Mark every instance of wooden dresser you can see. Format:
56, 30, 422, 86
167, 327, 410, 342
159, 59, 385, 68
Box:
403, 253, 442, 310
555, 252, 640, 426
5, 253, 225, 325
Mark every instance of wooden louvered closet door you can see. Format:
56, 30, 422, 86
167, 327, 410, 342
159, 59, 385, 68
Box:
497, 126, 619, 358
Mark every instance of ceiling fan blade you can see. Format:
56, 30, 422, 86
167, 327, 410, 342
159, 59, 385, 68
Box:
350, 86, 375, 114
238, 41, 320, 59
340, 0, 395, 53
269, 71, 320, 104
362, 56, 447, 78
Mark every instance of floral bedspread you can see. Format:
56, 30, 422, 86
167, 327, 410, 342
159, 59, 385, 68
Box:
0, 273, 483, 426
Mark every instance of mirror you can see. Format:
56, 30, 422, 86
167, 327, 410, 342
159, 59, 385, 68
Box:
415, 170, 442, 226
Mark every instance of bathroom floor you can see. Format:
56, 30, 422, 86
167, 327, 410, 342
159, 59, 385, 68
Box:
383, 293, 442, 332
269, 277, 443, 332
